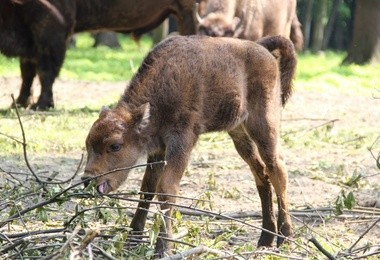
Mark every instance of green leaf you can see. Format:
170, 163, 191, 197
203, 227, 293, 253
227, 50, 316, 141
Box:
38, 208, 49, 222
334, 191, 344, 215
344, 191, 356, 209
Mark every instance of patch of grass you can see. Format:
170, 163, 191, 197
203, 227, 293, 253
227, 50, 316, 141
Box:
0, 109, 97, 156
0, 33, 153, 156
2, 39, 379, 91
0, 33, 153, 82
0, 56, 19, 77
61, 33, 152, 81
296, 51, 380, 93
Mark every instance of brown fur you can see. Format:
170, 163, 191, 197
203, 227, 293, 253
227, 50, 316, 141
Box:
197, 0, 304, 50
0, 0, 197, 110
83, 35, 297, 256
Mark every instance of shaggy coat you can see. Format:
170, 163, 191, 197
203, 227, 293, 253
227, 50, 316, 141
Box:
197, 0, 304, 50
83, 35, 297, 256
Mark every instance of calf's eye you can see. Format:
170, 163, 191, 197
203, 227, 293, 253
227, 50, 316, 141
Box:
110, 144, 121, 152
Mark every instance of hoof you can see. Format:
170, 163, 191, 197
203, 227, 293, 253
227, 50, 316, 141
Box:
257, 233, 275, 248
277, 223, 292, 247
30, 101, 54, 111
11, 97, 30, 109
125, 230, 146, 249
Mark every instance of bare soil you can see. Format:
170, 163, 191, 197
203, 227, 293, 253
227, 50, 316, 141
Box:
1, 76, 380, 252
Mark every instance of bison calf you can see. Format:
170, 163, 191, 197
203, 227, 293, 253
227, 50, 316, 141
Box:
83, 35, 296, 256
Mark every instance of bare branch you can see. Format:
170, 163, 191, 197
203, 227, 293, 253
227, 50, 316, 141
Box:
159, 245, 232, 260
347, 217, 380, 253
45, 224, 81, 260
11, 94, 42, 184
283, 118, 339, 136
309, 236, 336, 260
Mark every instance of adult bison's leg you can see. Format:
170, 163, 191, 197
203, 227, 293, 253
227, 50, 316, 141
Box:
228, 126, 277, 247
14, 57, 37, 108
31, 35, 67, 110
175, 2, 197, 35
154, 132, 197, 256
129, 152, 165, 240
290, 15, 304, 51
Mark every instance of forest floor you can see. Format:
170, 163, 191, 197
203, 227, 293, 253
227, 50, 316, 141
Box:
1, 76, 380, 258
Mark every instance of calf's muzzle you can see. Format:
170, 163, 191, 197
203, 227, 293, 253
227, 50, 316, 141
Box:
81, 176, 91, 188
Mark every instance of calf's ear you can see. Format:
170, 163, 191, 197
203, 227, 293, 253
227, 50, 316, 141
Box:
99, 106, 111, 117
133, 103, 150, 133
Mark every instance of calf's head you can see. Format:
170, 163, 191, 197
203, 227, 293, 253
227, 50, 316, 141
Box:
82, 104, 150, 194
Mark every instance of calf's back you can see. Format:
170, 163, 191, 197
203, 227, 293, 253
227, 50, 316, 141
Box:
122, 35, 281, 134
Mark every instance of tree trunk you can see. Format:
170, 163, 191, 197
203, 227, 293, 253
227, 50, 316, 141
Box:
93, 32, 121, 49
322, 0, 341, 50
342, 0, 380, 64
329, 0, 355, 50
311, 0, 328, 53
301, 0, 314, 49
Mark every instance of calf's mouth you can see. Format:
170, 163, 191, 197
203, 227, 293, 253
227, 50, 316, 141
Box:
97, 180, 112, 194
81, 176, 112, 194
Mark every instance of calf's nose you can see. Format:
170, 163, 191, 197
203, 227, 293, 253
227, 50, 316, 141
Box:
81, 176, 91, 188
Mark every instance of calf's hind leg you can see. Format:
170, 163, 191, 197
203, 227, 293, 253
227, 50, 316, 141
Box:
228, 126, 277, 247
244, 112, 293, 246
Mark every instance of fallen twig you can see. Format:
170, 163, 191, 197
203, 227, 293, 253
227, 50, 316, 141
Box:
283, 118, 339, 136
352, 245, 380, 259
179, 207, 380, 220
251, 249, 305, 260
309, 236, 336, 260
347, 217, 380, 253
368, 135, 380, 170
1, 228, 66, 239
10, 94, 82, 185
91, 244, 117, 260
45, 224, 81, 260
11, 94, 42, 184
0, 161, 166, 228
159, 245, 231, 260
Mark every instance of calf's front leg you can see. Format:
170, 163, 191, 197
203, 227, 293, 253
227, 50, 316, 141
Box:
153, 134, 196, 257
129, 153, 165, 240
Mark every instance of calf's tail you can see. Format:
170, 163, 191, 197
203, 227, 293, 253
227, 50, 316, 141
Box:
257, 35, 297, 106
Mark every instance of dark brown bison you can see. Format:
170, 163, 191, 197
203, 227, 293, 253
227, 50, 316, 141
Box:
82, 35, 297, 256
196, 0, 304, 50
0, 0, 196, 110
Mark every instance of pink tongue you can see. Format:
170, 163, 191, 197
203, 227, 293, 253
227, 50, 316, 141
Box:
98, 182, 108, 193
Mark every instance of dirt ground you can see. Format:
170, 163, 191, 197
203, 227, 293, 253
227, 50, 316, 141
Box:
1, 76, 380, 253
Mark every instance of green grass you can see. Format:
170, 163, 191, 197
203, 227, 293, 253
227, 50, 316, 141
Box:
1, 36, 379, 89
1, 36, 379, 157
61, 33, 152, 81
296, 51, 380, 93
0, 33, 153, 81
0, 33, 153, 156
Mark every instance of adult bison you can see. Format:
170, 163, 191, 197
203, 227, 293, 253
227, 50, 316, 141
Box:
0, 0, 196, 110
82, 35, 296, 256
196, 0, 304, 50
